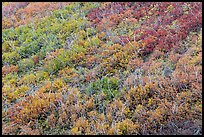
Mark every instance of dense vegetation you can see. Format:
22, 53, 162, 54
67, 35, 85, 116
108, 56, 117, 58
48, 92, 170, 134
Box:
2, 2, 202, 135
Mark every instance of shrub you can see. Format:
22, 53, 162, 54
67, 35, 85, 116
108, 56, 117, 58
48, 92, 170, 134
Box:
3, 51, 20, 65
18, 58, 35, 72
86, 76, 121, 100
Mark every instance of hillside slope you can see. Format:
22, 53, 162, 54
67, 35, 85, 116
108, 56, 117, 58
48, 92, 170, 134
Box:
2, 2, 202, 135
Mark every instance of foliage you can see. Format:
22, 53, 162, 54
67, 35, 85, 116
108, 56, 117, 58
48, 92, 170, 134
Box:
2, 2, 202, 135
86, 76, 121, 100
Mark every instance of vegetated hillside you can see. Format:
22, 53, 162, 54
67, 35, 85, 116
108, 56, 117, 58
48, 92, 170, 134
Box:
2, 2, 202, 135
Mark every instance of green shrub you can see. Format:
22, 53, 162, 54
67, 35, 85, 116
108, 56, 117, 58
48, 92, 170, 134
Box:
2, 51, 20, 65
18, 58, 35, 72
86, 76, 121, 100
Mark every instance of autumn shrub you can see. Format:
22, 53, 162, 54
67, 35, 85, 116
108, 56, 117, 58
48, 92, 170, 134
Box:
2, 2, 202, 135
